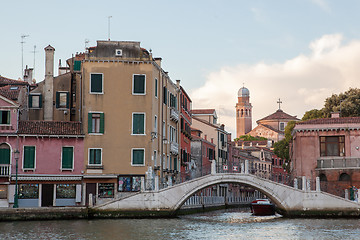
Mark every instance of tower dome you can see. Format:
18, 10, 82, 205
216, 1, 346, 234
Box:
238, 87, 250, 97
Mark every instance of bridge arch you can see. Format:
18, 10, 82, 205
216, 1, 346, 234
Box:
171, 174, 290, 212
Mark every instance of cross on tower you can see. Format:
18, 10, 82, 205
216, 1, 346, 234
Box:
277, 98, 282, 109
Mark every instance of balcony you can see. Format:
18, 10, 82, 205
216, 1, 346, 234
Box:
170, 108, 179, 122
170, 142, 179, 155
0, 164, 10, 176
316, 157, 360, 169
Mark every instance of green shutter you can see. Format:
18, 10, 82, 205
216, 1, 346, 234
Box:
133, 114, 144, 134
0, 149, 10, 164
91, 74, 103, 93
73, 61, 81, 71
95, 149, 101, 164
29, 95, 33, 108
133, 75, 145, 94
100, 113, 105, 134
56, 92, 60, 108
24, 146, 35, 169
62, 147, 73, 169
88, 113, 92, 133
89, 149, 94, 164
66, 92, 70, 109
133, 149, 144, 165
7, 111, 10, 124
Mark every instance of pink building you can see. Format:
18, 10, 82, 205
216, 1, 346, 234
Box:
0, 94, 84, 207
292, 116, 360, 197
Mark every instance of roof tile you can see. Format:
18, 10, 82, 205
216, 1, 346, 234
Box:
18, 121, 83, 135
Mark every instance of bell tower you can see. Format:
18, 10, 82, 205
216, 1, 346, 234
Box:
236, 86, 252, 137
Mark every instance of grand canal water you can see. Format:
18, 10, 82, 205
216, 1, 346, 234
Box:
0, 208, 360, 240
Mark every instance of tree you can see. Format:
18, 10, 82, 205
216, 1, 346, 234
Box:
273, 121, 296, 172
302, 109, 324, 121
323, 88, 360, 118
234, 135, 267, 141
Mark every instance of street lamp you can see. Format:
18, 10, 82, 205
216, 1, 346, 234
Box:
13, 149, 20, 208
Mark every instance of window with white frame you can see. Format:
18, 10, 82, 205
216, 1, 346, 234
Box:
169, 126, 177, 143
133, 74, 146, 95
88, 112, 104, 134
132, 148, 145, 166
62, 147, 73, 169
279, 122, 285, 131
89, 148, 102, 165
154, 150, 157, 166
132, 113, 145, 135
90, 73, 103, 94
0, 110, 10, 125
56, 91, 69, 108
154, 115, 158, 132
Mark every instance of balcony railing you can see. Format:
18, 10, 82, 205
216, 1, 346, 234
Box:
170, 108, 179, 122
0, 164, 10, 176
170, 142, 179, 155
317, 157, 360, 169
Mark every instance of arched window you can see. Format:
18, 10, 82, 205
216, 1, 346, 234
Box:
245, 109, 248, 116
339, 173, 351, 181
278, 174, 282, 182
241, 109, 243, 117
237, 110, 239, 117
0, 143, 11, 164
319, 173, 327, 182
249, 110, 251, 117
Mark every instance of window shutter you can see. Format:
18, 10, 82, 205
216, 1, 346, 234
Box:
95, 149, 101, 164
29, 95, 33, 108
56, 92, 60, 108
174, 157, 177, 171
24, 146, 35, 168
66, 92, 70, 108
163, 87, 167, 104
133, 149, 144, 165
155, 78, 158, 97
88, 113, 92, 133
73, 61, 81, 71
39, 94, 43, 108
133, 75, 145, 94
62, 147, 73, 169
100, 113, 105, 134
6, 111, 10, 124
0, 149, 10, 164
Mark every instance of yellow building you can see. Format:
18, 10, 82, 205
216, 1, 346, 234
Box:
79, 41, 180, 203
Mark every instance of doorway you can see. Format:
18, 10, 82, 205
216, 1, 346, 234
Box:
86, 183, 96, 206
41, 184, 54, 207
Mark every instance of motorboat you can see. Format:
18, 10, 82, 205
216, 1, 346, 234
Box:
250, 199, 275, 216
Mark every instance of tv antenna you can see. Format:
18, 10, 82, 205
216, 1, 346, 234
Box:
85, 39, 90, 51
21, 34, 29, 78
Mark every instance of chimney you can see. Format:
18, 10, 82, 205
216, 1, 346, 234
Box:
154, 57, 162, 67
23, 65, 33, 84
176, 79, 180, 88
44, 45, 55, 120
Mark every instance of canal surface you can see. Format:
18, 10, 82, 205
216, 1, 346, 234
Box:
0, 208, 360, 240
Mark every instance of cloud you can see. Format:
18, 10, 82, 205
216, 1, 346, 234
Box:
190, 34, 360, 137
310, 0, 331, 13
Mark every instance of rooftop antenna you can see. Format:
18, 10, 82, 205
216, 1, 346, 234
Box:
21, 34, 29, 79
30, 45, 38, 80
85, 39, 90, 51
108, 16, 112, 41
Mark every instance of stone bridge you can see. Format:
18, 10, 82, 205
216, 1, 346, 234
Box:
92, 173, 360, 218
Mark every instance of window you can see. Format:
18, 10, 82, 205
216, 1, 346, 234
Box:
56, 91, 69, 108
89, 148, 102, 165
98, 183, 114, 198
279, 122, 285, 131
19, 184, 38, 199
56, 184, 76, 198
319, 174, 327, 182
62, 147, 73, 169
88, 112, 104, 134
132, 148, 145, 166
154, 150, 157, 166
154, 115, 158, 132
174, 157, 177, 171
118, 176, 142, 192
23, 146, 35, 169
169, 126, 177, 143
163, 87, 167, 105
90, 73, 103, 94
0, 144, 10, 164
320, 136, 345, 156
29, 94, 42, 108
339, 173, 351, 181
155, 78, 158, 98
132, 113, 145, 135
0, 185, 7, 199
133, 74, 146, 94
0, 110, 10, 125
170, 93, 177, 108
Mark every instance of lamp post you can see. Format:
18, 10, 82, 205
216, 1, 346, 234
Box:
13, 149, 20, 208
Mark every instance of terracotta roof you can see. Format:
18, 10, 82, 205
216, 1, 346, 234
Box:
0, 85, 21, 101
191, 135, 216, 146
257, 109, 299, 123
0, 76, 28, 86
260, 124, 283, 133
18, 121, 83, 135
192, 109, 216, 115
297, 117, 360, 125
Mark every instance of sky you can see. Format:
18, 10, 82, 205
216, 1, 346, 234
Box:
1, 0, 360, 137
